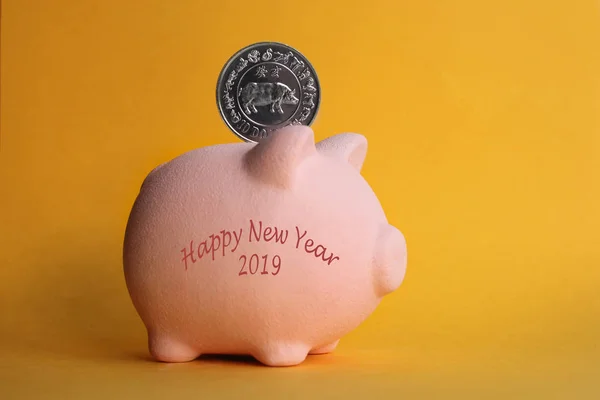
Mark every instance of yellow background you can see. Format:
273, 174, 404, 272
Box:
1, 0, 599, 398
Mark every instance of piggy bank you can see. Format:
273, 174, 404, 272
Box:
123, 125, 407, 367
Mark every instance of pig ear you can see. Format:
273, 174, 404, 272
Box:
316, 133, 368, 171
245, 125, 316, 188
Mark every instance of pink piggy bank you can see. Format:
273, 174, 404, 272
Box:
123, 125, 407, 366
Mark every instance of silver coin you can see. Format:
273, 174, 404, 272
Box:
216, 42, 321, 143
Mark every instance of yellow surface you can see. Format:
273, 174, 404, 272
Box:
1, 0, 599, 398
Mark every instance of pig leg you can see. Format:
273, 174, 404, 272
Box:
148, 332, 200, 363
276, 98, 285, 114
250, 104, 258, 113
309, 340, 339, 355
243, 100, 254, 115
253, 342, 310, 367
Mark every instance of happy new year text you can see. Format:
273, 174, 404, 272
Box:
180, 219, 340, 273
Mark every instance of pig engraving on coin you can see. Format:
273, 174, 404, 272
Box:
216, 42, 320, 143
239, 82, 299, 115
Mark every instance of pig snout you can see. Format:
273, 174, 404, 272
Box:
285, 90, 299, 105
373, 224, 407, 297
